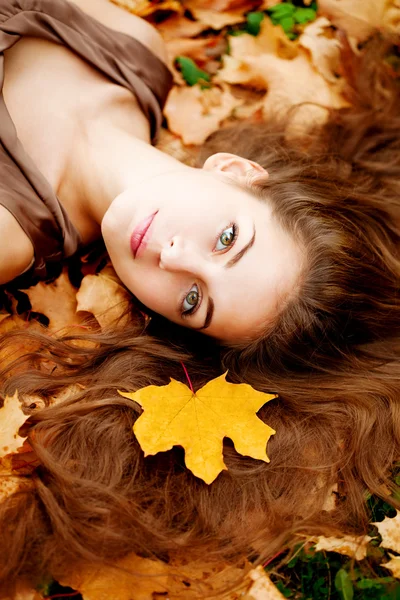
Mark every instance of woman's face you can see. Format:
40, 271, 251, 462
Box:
101, 154, 303, 342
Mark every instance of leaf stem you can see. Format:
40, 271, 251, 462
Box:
180, 361, 194, 394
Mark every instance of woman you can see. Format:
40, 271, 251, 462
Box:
1, 0, 400, 595
1, 0, 299, 344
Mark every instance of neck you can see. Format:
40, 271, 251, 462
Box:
68, 121, 190, 234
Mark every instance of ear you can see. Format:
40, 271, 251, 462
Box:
202, 152, 268, 183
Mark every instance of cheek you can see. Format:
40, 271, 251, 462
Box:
127, 269, 176, 316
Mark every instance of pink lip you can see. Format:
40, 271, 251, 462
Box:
130, 211, 158, 258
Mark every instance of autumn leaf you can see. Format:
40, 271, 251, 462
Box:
111, 0, 182, 18
76, 269, 130, 330
119, 372, 276, 484
383, 555, 400, 579
299, 17, 341, 83
165, 84, 243, 145
0, 392, 28, 459
23, 270, 85, 332
318, 0, 400, 43
246, 566, 286, 599
184, 0, 253, 28
157, 15, 210, 40
60, 554, 169, 600
373, 511, 400, 554
312, 534, 372, 561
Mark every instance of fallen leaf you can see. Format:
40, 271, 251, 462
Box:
60, 555, 283, 600
260, 0, 284, 7
383, 554, 400, 579
111, 0, 183, 18
162, 559, 252, 598
76, 270, 130, 330
0, 392, 28, 459
184, 0, 258, 12
245, 566, 285, 599
119, 372, 276, 484
374, 511, 400, 554
59, 553, 169, 600
318, 0, 400, 43
155, 128, 198, 165
246, 51, 348, 134
312, 534, 372, 561
0, 313, 29, 334
185, 0, 254, 28
23, 270, 84, 332
299, 17, 341, 82
0, 584, 43, 600
226, 18, 299, 60
157, 15, 210, 41
165, 84, 243, 145
0, 463, 34, 504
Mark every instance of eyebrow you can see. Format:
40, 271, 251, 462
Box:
225, 225, 256, 269
193, 225, 256, 331
193, 296, 214, 331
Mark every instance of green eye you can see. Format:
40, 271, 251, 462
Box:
215, 225, 237, 251
182, 284, 200, 314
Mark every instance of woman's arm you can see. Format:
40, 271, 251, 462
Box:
66, 0, 168, 64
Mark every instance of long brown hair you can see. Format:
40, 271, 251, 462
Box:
1, 34, 400, 596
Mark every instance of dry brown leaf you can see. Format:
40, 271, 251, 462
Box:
244, 566, 285, 599
156, 128, 199, 165
0, 313, 29, 334
228, 19, 298, 61
60, 554, 283, 600
157, 15, 210, 41
165, 84, 243, 145
245, 51, 347, 134
59, 553, 170, 600
374, 511, 400, 554
23, 270, 84, 333
184, 0, 257, 12
312, 534, 372, 560
76, 270, 130, 330
299, 17, 341, 83
0, 464, 34, 504
161, 559, 251, 598
184, 0, 253, 28
259, 0, 284, 8
0, 392, 28, 459
0, 584, 43, 600
318, 0, 400, 43
383, 555, 400, 579
111, 0, 183, 17
0, 315, 43, 377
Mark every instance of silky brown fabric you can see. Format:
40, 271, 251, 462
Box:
0, 0, 172, 281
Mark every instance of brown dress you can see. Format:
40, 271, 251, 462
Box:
0, 0, 172, 282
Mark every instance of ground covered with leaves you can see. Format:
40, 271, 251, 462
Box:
1, 0, 400, 598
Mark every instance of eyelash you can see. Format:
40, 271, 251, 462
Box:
180, 222, 239, 319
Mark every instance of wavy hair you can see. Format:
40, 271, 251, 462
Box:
1, 34, 400, 596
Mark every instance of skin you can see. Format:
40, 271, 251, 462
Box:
92, 130, 303, 342
1, 0, 303, 342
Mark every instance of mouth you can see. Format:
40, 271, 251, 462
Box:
130, 211, 158, 259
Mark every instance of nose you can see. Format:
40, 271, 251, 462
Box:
159, 236, 209, 277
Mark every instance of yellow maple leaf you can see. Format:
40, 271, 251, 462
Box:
119, 373, 276, 484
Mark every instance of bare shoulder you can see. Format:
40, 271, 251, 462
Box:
66, 0, 168, 65
0, 206, 34, 286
